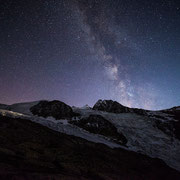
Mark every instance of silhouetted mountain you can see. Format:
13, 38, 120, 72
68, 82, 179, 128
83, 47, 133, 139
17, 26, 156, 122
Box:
93, 99, 148, 115
30, 100, 74, 119
93, 99, 130, 113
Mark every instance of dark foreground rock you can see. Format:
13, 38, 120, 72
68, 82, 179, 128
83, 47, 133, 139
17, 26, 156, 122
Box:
70, 114, 127, 145
30, 100, 74, 119
0, 115, 180, 180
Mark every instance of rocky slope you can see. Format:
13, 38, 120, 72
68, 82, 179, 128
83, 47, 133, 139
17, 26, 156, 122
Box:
74, 100, 180, 171
0, 99, 180, 175
70, 114, 127, 145
0, 115, 180, 180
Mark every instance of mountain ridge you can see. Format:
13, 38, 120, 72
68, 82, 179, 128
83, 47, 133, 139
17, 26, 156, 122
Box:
0, 99, 180, 173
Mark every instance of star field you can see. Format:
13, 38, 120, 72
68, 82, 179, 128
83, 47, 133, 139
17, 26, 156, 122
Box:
0, 0, 180, 110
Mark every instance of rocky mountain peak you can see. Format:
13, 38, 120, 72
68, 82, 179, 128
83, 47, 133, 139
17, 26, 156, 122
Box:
93, 99, 130, 113
30, 100, 74, 119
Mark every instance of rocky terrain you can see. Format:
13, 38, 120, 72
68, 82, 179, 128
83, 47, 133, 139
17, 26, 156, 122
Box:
30, 100, 75, 119
0, 115, 180, 180
0, 99, 180, 179
70, 114, 127, 145
93, 100, 130, 113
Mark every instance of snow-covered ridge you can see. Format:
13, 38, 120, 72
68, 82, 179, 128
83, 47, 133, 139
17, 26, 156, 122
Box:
0, 101, 40, 115
0, 100, 180, 171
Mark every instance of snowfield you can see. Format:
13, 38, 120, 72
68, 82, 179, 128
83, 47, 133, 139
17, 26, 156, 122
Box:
0, 101, 180, 171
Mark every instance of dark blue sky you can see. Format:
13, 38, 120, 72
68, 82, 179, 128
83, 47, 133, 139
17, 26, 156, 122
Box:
0, 0, 180, 110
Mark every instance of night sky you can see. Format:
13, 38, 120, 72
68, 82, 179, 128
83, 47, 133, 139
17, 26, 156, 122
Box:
0, 0, 180, 110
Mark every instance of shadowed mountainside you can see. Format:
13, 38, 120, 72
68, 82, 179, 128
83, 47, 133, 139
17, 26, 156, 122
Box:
70, 114, 128, 145
0, 115, 180, 180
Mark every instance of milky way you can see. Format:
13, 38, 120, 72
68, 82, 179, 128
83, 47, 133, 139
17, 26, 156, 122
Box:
0, 0, 180, 110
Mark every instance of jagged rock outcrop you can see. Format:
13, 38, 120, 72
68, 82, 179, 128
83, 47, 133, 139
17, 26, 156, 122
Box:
30, 100, 74, 119
70, 114, 127, 145
93, 99, 130, 113
93, 99, 148, 115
